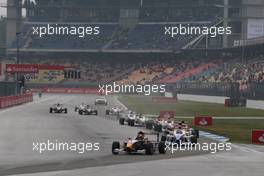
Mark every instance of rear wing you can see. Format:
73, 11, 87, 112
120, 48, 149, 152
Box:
144, 132, 160, 142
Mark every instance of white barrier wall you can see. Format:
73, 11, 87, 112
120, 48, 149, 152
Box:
178, 94, 264, 110
246, 100, 264, 110
178, 94, 228, 104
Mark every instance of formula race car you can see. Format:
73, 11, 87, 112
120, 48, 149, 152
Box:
154, 119, 175, 132
145, 116, 175, 132
95, 97, 108, 106
49, 104, 67, 114
119, 112, 152, 127
118, 111, 138, 126
112, 131, 166, 155
106, 106, 123, 115
75, 103, 98, 115
161, 127, 199, 145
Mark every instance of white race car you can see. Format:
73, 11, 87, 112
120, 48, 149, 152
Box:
153, 118, 175, 132
106, 106, 123, 115
49, 104, 67, 114
119, 112, 151, 127
95, 97, 107, 106
134, 114, 152, 127
75, 103, 98, 115
119, 111, 137, 126
161, 128, 199, 145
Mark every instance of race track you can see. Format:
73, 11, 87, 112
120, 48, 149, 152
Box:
0, 94, 211, 175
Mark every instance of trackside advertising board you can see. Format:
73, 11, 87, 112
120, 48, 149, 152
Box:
194, 116, 213, 126
252, 130, 264, 145
6, 64, 39, 73
6, 64, 65, 84
159, 111, 175, 119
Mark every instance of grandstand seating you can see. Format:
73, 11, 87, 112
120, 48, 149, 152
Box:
13, 21, 216, 51
189, 57, 264, 90
109, 24, 198, 50
21, 23, 118, 50
160, 62, 218, 83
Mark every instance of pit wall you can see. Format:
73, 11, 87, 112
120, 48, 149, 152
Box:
0, 94, 33, 109
177, 94, 264, 110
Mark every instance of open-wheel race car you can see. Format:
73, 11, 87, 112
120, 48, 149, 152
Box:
144, 115, 175, 132
161, 125, 199, 145
106, 106, 123, 115
75, 103, 98, 115
49, 104, 67, 114
112, 131, 166, 155
118, 111, 137, 126
119, 112, 153, 127
94, 97, 108, 106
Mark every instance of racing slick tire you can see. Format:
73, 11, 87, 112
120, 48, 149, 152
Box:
112, 141, 120, 155
154, 124, 162, 132
106, 110, 110, 115
145, 143, 154, 155
161, 135, 167, 142
145, 122, 153, 130
95, 110, 98, 115
190, 136, 198, 144
64, 109, 67, 114
79, 110, 83, 115
119, 118, 125, 125
194, 130, 199, 138
129, 120, 135, 126
158, 142, 166, 154
49, 108, 53, 113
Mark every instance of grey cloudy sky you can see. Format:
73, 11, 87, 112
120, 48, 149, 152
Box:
0, 0, 6, 17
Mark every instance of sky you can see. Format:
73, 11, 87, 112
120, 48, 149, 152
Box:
0, 0, 6, 17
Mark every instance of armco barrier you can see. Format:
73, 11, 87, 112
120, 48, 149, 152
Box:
0, 94, 33, 109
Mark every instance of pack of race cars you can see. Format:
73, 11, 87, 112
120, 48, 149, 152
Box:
48, 96, 124, 117
111, 110, 199, 155
49, 97, 108, 115
111, 113, 199, 155
48, 96, 199, 156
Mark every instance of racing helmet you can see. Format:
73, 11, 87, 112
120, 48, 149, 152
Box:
137, 131, 145, 138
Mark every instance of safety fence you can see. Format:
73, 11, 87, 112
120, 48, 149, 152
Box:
0, 93, 33, 109
167, 82, 264, 100
30, 88, 100, 94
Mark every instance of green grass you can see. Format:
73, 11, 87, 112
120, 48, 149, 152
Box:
176, 118, 264, 143
118, 95, 264, 117
118, 95, 264, 143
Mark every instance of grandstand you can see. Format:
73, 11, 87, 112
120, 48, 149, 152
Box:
1, 0, 264, 100
6, 0, 225, 52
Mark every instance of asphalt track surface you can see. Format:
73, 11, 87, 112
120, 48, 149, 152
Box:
0, 94, 213, 176
10, 144, 264, 176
